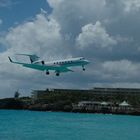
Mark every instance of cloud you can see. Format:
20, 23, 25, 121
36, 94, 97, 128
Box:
47, 0, 135, 57
48, 0, 107, 40
102, 60, 140, 80
0, 0, 16, 7
122, 0, 140, 12
0, 12, 71, 98
47, 0, 64, 8
1, 13, 69, 60
76, 21, 117, 49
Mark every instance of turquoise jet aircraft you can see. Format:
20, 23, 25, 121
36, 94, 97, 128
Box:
8, 54, 90, 76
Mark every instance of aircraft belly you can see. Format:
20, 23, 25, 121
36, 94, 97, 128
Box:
23, 64, 65, 71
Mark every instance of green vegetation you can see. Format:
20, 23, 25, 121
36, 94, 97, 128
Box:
0, 97, 31, 109
34, 92, 140, 107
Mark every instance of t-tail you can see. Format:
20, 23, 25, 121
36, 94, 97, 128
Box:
16, 54, 40, 63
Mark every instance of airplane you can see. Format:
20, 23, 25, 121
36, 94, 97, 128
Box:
8, 54, 90, 76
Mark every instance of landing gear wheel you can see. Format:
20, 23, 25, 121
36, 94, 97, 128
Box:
56, 73, 60, 76
83, 68, 85, 71
46, 71, 50, 75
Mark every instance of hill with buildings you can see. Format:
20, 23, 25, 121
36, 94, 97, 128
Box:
0, 88, 140, 115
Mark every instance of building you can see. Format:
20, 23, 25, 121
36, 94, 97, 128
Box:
92, 87, 140, 94
32, 87, 140, 100
31, 87, 140, 114
119, 100, 133, 110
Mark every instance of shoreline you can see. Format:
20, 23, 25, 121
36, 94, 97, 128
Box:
0, 108, 140, 116
0, 97, 140, 116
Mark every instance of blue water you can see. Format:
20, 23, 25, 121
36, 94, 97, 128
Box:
0, 110, 140, 140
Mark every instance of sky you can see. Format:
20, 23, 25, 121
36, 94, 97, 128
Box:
0, 0, 140, 98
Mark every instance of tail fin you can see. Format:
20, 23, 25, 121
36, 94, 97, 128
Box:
16, 54, 40, 63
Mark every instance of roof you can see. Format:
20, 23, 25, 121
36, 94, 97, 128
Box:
101, 101, 108, 105
119, 101, 130, 106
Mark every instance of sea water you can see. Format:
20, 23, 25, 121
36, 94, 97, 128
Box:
0, 110, 140, 140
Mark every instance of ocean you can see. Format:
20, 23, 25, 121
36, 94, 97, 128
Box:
0, 110, 140, 140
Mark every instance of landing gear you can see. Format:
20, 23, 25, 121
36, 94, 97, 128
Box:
46, 71, 50, 75
82, 66, 85, 71
56, 72, 60, 76
83, 68, 85, 71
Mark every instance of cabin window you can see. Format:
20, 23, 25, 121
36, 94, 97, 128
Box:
80, 58, 85, 60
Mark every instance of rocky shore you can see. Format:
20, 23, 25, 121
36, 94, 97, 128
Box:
0, 97, 140, 116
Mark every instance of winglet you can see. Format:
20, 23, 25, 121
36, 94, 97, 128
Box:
8, 56, 13, 63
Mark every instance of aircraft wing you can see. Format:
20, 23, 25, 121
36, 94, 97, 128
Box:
23, 64, 73, 73
56, 67, 74, 73
23, 63, 46, 71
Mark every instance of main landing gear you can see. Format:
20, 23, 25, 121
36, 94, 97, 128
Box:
46, 70, 60, 76
82, 66, 85, 71
46, 71, 50, 75
56, 72, 60, 76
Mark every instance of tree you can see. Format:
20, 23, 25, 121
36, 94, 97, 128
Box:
14, 90, 20, 99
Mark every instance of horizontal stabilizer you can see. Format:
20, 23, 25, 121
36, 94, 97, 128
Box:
16, 53, 40, 63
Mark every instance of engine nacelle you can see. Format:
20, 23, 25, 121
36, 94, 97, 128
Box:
33, 60, 45, 65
